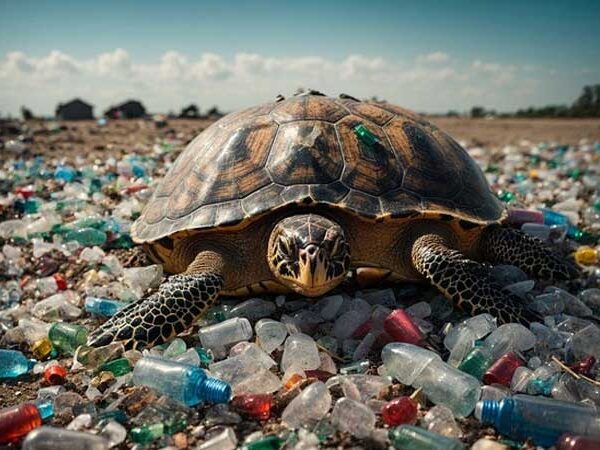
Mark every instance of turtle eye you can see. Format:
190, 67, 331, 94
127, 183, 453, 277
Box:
329, 237, 343, 258
278, 237, 295, 257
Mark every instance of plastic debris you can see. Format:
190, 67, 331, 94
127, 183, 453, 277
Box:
0, 122, 598, 449
0, 401, 53, 444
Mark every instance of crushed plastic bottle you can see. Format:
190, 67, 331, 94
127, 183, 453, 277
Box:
382, 343, 480, 416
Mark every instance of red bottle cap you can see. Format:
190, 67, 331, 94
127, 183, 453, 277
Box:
43, 364, 67, 385
381, 397, 418, 426
53, 273, 67, 291
15, 186, 35, 199
383, 309, 424, 345
231, 394, 273, 420
569, 356, 596, 377
483, 352, 524, 386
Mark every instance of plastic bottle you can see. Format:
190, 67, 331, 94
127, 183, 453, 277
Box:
130, 423, 164, 444
22, 426, 109, 450
382, 343, 480, 417
476, 394, 600, 447
0, 349, 36, 379
132, 356, 231, 406
84, 297, 127, 317
197, 317, 253, 350
541, 208, 571, 226
48, 323, 88, 355
0, 401, 53, 444
64, 228, 107, 246
99, 358, 132, 376
389, 425, 465, 450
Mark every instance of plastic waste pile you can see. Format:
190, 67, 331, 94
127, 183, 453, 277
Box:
0, 125, 599, 449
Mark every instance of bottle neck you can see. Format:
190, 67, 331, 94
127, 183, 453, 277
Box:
480, 397, 514, 428
196, 377, 231, 404
480, 399, 500, 424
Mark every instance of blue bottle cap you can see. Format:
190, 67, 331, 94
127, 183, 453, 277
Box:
35, 400, 54, 420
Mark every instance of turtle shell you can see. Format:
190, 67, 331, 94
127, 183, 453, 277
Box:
132, 93, 505, 243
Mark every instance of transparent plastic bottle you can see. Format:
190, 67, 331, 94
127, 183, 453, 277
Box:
0, 349, 36, 379
22, 426, 109, 450
132, 356, 231, 406
382, 343, 480, 417
388, 425, 465, 450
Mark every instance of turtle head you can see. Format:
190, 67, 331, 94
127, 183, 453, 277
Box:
268, 214, 350, 297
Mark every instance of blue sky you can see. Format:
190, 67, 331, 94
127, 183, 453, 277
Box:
1, 0, 599, 116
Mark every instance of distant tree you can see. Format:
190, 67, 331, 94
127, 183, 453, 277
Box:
446, 110, 460, 117
572, 85, 596, 117
470, 106, 486, 118
179, 104, 200, 118
21, 106, 34, 120
206, 106, 223, 118
593, 85, 600, 116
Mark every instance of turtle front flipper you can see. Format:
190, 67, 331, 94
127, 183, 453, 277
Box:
88, 252, 225, 350
480, 225, 580, 281
411, 233, 541, 325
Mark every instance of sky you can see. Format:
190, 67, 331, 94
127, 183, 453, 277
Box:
1, 0, 599, 116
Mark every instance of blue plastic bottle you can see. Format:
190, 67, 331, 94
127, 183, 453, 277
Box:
0, 350, 36, 379
132, 357, 231, 406
84, 296, 127, 317
477, 394, 600, 447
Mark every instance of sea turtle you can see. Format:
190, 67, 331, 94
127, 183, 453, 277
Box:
88, 91, 577, 350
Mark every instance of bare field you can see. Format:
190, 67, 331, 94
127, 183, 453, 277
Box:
6, 117, 600, 163
430, 117, 600, 146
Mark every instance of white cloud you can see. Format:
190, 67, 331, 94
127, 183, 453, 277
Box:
417, 51, 450, 64
0, 49, 555, 116
94, 48, 132, 76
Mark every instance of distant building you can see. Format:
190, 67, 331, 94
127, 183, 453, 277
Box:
104, 100, 147, 119
55, 99, 94, 120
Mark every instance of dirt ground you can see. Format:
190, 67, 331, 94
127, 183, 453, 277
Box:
430, 117, 600, 147
3, 117, 600, 163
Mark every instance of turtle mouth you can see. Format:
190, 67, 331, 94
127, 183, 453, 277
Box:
288, 278, 342, 297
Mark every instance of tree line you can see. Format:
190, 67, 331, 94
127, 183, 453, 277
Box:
468, 84, 600, 118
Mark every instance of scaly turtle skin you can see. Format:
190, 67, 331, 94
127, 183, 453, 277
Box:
89, 91, 578, 350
